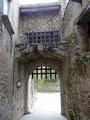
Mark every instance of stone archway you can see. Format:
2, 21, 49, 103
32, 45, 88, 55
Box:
13, 48, 68, 119
23, 58, 64, 115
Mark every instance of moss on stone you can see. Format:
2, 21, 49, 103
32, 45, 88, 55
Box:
76, 53, 90, 68
65, 34, 73, 46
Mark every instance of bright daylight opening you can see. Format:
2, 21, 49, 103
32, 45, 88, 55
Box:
19, 0, 60, 5
27, 66, 61, 120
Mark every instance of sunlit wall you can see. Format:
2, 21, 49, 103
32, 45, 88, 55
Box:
19, 0, 60, 5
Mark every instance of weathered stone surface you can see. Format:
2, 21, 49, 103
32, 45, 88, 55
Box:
15, 43, 67, 60
0, 0, 90, 120
62, 0, 90, 119
19, 4, 62, 44
62, 0, 82, 39
0, 0, 19, 120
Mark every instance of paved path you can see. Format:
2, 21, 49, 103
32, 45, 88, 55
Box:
19, 92, 67, 120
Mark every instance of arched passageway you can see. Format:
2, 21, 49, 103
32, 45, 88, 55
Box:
24, 65, 61, 120
13, 49, 68, 120
23, 58, 64, 115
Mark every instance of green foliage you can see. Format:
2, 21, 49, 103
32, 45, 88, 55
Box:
34, 78, 60, 92
34, 78, 59, 83
69, 103, 82, 120
44, 79, 57, 83
75, 53, 90, 74
7, 115, 12, 120
65, 34, 73, 46
33, 66, 60, 92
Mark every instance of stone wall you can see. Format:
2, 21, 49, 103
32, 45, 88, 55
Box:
62, 0, 90, 119
60, 0, 69, 16
11, 3, 66, 120
23, 13, 60, 31
0, 48, 13, 120
63, 45, 90, 120
0, 14, 13, 120
14, 47, 67, 118
62, 0, 82, 39
82, 0, 90, 9
0, 0, 19, 120
0, 0, 90, 120
69, 53, 90, 120
13, 62, 29, 119
0, 13, 2, 44
19, 8, 62, 42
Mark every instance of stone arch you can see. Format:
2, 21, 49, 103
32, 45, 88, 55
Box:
13, 50, 67, 119
23, 58, 64, 114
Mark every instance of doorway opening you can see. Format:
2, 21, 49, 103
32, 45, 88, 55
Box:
27, 66, 62, 120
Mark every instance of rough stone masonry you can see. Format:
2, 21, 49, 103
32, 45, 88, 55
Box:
0, 0, 90, 120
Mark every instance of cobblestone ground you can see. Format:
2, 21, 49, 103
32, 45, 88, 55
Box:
19, 92, 67, 120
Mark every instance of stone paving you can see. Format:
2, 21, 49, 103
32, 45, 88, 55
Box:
19, 92, 67, 120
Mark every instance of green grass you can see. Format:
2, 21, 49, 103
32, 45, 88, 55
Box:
34, 78, 60, 92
